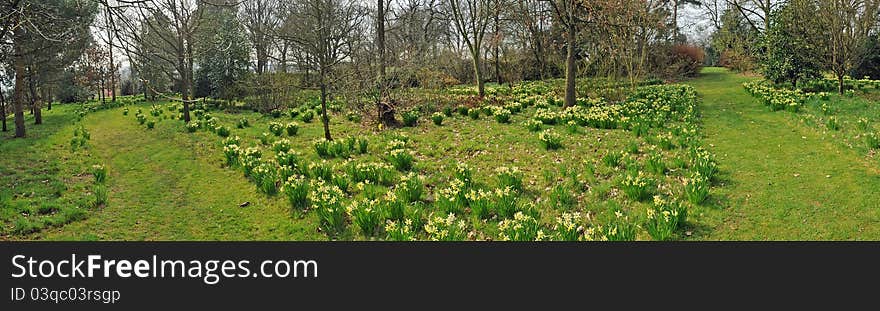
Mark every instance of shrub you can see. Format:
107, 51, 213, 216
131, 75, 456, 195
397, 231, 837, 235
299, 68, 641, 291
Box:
286, 122, 299, 136
348, 198, 382, 237
683, 172, 710, 204
215, 126, 231, 137
538, 130, 563, 150
385, 220, 416, 241
310, 181, 347, 237
424, 213, 468, 241
620, 171, 654, 201
386, 149, 414, 171
498, 212, 545, 241
402, 110, 419, 127
468, 108, 480, 120
495, 166, 524, 193
300, 110, 314, 123
91, 164, 107, 184
282, 175, 310, 210
431, 112, 444, 126
494, 108, 512, 124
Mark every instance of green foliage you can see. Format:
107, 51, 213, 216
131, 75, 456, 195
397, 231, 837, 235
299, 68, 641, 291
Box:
538, 129, 563, 150
431, 112, 444, 126
402, 111, 419, 127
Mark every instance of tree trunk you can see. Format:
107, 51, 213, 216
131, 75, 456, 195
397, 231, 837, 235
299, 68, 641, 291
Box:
107, 7, 116, 102
472, 47, 485, 97
494, 10, 502, 85
838, 74, 844, 94
27, 66, 41, 125
12, 29, 27, 138
319, 72, 332, 141
178, 46, 191, 123
376, 0, 395, 126
0, 86, 7, 132
564, 24, 577, 107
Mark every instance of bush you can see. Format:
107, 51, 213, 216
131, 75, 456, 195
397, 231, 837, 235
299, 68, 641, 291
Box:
431, 112, 444, 126
649, 43, 705, 79
402, 111, 419, 127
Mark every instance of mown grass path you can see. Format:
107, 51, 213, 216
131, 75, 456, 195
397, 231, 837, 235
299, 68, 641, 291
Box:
687, 67, 880, 240
36, 108, 322, 240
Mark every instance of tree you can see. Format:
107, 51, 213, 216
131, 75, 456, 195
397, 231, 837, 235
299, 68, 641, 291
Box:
817, 0, 880, 93
241, 0, 280, 75
544, 0, 590, 107
3, 0, 97, 138
760, 0, 823, 87
283, 0, 367, 140
195, 3, 249, 99
447, 0, 496, 97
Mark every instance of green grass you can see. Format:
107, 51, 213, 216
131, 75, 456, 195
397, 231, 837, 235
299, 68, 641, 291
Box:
5, 67, 879, 240
685, 67, 880, 240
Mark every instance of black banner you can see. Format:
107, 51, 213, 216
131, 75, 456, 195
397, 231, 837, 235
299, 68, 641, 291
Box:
1, 242, 877, 309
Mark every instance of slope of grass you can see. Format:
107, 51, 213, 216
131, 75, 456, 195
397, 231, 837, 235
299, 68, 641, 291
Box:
686, 67, 880, 240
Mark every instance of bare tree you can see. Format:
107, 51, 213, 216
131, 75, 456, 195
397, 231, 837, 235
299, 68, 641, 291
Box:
447, 0, 495, 97
818, 0, 880, 93
282, 0, 367, 140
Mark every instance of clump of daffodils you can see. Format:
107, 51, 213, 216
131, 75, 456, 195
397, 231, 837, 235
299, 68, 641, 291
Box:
644, 195, 687, 241
436, 179, 468, 214
495, 166, 524, 193
282, 175, 310, 209
309, 181, 347, 237
620, 171, 654, 201
553, 212, 583, 241
538, 129, 563, 150
424, 213, 468, 241
498, 212, 545, 241
348, 198, 382, 237
385, 219, 416, 241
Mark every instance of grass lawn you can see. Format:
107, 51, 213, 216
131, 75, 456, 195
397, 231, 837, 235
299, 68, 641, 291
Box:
2, 67, 879, 240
